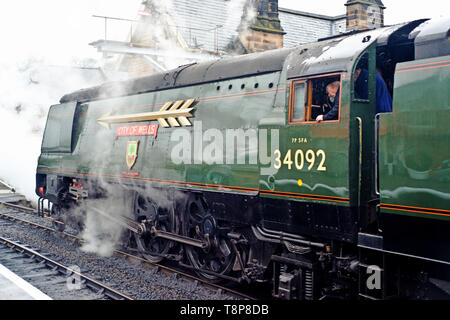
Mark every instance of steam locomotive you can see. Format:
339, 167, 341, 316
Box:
36, 16, 450, 299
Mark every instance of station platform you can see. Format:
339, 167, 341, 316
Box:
0, 264, 52, 300
0, 179, 26, 203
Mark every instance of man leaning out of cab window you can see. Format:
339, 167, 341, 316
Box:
316, 81, 340, 122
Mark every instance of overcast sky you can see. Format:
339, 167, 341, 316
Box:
0, 0, 142, 64
0, 0, 448, 64
279, 0, 450, 24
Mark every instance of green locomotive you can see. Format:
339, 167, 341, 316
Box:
36, 16, 450, 299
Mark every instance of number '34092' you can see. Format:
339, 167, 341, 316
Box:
273, 149, 327, 171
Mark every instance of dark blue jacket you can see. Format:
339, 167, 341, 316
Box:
355, 69, 392, 114
323, 89, 340, 121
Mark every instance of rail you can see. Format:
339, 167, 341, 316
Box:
0, 235, 134, 300
0, 203, 256, 300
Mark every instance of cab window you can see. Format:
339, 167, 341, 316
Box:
289, 80, 306, 122
42, 102, 77, 153
353, 53, 369, 101
289, 74, 341, 123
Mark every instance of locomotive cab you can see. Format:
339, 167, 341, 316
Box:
258, 20, 444, 299
259, 21, 425, 243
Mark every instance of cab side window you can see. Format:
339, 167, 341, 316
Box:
290, 80, 306, 122
289, 74, 341, 124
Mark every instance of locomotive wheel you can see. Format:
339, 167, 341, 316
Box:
183, 194, 235, 281
133, 193, 175, 263
51, 204, 66, 232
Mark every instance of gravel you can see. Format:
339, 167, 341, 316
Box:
0, 206, 239, 300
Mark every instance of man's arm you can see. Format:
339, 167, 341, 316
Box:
323, 95, 340, 121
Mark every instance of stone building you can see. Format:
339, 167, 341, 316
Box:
93, 0, 386, 78
346, 0, 385, 31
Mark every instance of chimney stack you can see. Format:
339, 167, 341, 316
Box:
237, 0, 285, 53
346, 0, 385, 31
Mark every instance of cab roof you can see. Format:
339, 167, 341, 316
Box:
409, 16, 450, 59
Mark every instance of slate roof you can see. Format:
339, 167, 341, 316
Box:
169, 0, 246, 52
165, 0, 346, 52
279, 8, 346, 47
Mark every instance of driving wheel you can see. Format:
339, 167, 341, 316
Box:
133, 193, 175, 263
183, 194, 235, 281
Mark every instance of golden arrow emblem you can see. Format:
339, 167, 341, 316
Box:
96, 99, 196, 129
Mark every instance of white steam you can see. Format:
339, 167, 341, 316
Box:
79, 198, 132, 257
226, 0, 256, 34
0, 0, 142, 202
0, 59, 103, 202
74, 110, 188, 257
131, 0, 200, 70
0, 0, 256, 257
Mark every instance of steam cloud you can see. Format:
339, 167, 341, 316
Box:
0, 0, 142, 202
79, 198, 131, 257
0, 0, 258, 257
0, 59, 103, 202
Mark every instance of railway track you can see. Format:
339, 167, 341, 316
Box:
0, 201, 256, 300
0, 235, 134, 300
